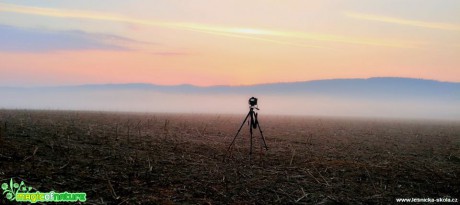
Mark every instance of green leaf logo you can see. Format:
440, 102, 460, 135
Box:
2, 178, 34, 201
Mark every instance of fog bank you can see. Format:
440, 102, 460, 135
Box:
1, 89, 458, 120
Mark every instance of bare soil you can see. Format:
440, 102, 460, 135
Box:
0, 109, 459, 204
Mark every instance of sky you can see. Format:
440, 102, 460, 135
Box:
0, 0, 459, 86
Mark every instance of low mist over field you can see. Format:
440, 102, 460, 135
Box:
1, 77, 459, 120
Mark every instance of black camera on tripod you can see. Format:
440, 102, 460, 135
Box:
226, 96, 268, 158
248, 97, 258, 107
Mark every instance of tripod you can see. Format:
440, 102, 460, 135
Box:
227, 105, 268, 158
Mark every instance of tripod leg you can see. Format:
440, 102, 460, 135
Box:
249, 115, 253, 156
255, 113, 268, 150
226, 112, 251, 153
249, 111, 254, 158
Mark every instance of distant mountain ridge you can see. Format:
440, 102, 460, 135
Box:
2, 77, 459, 100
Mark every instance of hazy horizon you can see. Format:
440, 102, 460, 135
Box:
1, 77, 458, 121
1, 92, 458, 121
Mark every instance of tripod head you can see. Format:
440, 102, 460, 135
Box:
248, 97, 259, 110
250, 106, 259, 110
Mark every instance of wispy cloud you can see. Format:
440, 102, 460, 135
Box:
151, 52, 188, 56
0, 3, 416, 48
344, 11, 460, 31
0, 25, 137, 52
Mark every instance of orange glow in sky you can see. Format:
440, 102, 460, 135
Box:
0, 1, 459, 86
